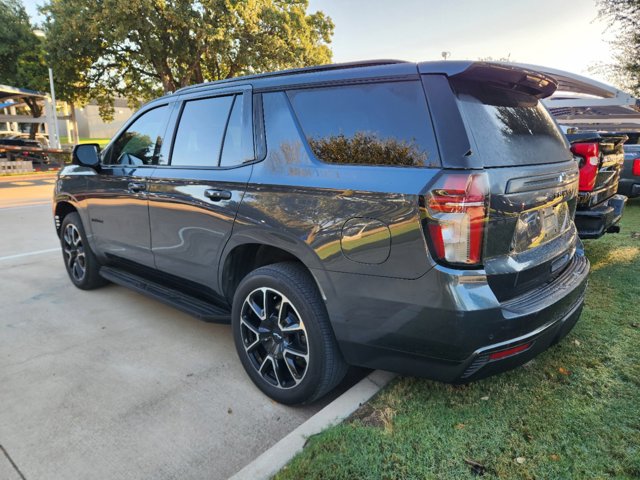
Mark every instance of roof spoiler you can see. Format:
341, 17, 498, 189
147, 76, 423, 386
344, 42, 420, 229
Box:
449, 63, 558, 99
418, 61, 558, 99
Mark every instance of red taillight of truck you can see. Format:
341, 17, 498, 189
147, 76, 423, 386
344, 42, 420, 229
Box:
571, 142, 599, 192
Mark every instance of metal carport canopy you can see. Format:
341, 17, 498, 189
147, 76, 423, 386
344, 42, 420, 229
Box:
511, 63, 639, 107
508, 63, 640, 129
0, 85, 47, 103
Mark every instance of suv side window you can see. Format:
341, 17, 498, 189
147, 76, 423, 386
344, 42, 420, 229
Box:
171, 95, 235, 167
220, 95, 254, 167
106, 105, 170, 166
287, 81, 439, 167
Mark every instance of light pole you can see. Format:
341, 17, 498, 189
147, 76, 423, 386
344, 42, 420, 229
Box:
33, 29, 61, 149
46, 66, 61, 149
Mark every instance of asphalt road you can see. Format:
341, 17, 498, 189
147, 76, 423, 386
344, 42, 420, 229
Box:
0, 174, 355, 479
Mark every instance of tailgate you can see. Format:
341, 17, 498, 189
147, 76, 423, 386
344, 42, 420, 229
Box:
591, 135, 626, 206
433, 63, 581, 301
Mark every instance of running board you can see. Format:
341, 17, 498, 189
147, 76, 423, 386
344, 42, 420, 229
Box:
99, 266, 231, 323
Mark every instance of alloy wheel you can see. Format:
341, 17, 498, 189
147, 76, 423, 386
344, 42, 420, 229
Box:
240, 287, 309, 389
62, 223, 86, 282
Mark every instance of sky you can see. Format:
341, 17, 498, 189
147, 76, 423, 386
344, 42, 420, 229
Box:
307, 0, 616, 82
22, 0, 618, 84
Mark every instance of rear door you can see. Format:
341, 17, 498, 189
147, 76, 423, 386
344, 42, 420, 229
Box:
423, 64, 580, 300
86, 103, 173, 267
147, 86, 254, 292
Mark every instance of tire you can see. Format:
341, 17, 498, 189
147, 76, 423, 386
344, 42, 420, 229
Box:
60, 212, 107, 290
232, 262, 348, 405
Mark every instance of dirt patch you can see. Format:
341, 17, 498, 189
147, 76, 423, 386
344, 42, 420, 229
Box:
349, 403, 395, 433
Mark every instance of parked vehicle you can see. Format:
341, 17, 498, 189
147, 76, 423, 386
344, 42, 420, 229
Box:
565, 131, 627, 238
1, 132, 51, 148
0, 137, 50, 165
53, 60, 589, 404
609, 131, 640, 145
618, 144, 640, 198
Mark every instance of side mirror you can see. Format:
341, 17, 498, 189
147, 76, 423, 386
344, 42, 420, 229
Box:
72, 143, 101, 168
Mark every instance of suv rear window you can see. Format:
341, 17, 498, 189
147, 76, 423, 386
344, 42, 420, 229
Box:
287, 81, 439, 167
452, 81, 570, 167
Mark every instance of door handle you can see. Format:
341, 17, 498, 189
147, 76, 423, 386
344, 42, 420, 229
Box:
128, 182, 146, 193
204, 189, 232, 201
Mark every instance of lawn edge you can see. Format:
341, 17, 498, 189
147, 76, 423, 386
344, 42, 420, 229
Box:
230, 370, 397, 480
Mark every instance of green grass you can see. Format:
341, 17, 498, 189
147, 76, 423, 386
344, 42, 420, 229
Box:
59, 137, 111, 148
277, 199, 640, 480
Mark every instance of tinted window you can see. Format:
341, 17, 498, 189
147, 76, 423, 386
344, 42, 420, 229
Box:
288, 81, 438, 167
107, 105, 170, 166
220, 95, 254, 167
452, 80, 571, 167
171, 95, 234, 167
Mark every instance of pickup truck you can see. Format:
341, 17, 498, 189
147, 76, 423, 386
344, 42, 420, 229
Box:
619, 144, 640, 198
565, 132, 627, 239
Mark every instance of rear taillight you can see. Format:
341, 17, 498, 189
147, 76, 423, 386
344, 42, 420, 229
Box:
633, 158, 640, 177
571, 142, 599, 192
421, 172, 489, 267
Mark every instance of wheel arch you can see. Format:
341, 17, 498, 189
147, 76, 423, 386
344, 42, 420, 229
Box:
54, 199, 79, 237
219, 237, 329, 305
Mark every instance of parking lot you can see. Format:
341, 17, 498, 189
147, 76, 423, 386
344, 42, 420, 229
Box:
0, 174, 352, 480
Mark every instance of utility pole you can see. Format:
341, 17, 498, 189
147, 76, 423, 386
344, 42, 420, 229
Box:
48, 67, 61, 149
34, 29, 62, 149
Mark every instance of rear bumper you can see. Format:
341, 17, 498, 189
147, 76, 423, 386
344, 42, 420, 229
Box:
575, 194, 627, 239
318, 251, 589, 383
456, 291, 584, 381
617, 179, 640, 198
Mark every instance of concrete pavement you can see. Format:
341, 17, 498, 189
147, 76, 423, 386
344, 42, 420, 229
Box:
0, 179, 355, 479
0, 173, 57, 209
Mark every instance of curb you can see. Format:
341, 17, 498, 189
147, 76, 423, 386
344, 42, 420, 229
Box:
0, 172, 59, 182
230, 370, 397, 480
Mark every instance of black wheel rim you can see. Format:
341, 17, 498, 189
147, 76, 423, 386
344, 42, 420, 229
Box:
240, 287, 309, 389
63, 223, 86, 282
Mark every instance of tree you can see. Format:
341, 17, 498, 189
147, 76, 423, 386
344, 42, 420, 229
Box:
42, 0, 334, 119
597, 0, 640, 95
0, 0, 49, 138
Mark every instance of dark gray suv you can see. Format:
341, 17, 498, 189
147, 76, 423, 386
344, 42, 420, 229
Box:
54, 60, 589, 404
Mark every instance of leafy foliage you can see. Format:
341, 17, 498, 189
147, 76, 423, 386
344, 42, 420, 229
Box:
0, 0, 84, 139
41, 0, 334, 119
597, 0, 640, 94
0, 0, 41, 87
0, 0, 49, 136
308, 132, 428, 167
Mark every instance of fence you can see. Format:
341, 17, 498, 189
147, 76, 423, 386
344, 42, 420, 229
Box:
0, 160, 34, 174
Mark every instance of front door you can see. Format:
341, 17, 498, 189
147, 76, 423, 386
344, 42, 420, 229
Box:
86, 104, 172, 267
147, 90, 254, 292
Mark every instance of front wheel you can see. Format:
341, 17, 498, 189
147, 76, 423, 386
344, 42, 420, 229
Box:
232, 262, 347, 405
60, 212, 107, 290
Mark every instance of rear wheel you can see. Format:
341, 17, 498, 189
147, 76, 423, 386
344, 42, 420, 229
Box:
60, 212, 106, 290
232, 262, 347, 405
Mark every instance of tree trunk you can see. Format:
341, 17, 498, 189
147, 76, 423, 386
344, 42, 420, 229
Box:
23, 97, 43, 140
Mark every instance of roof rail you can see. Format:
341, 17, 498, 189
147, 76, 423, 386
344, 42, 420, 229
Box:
174, 59, 409, 94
